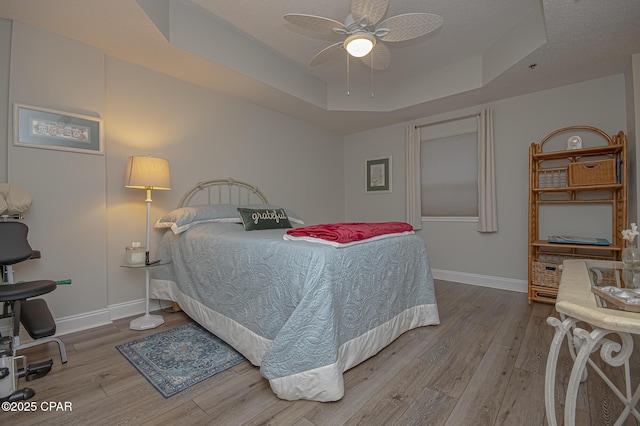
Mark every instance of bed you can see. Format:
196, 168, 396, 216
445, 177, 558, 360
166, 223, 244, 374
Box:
149, 178, 439, 401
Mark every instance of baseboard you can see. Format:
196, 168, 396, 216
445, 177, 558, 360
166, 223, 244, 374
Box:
432, 269, 527, 293
53, 298, 173, 336
53, 309, 112, 336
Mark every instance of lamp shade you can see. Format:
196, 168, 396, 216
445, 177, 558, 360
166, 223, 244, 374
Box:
124, 156, 171, 190
344, 33, 376, 58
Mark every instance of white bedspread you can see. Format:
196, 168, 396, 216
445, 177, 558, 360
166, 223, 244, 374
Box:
150, 222, 439, 401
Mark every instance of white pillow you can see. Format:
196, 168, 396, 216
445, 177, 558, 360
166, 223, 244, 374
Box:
153, 204, 304, 234
155, 203, 305, 234
155, 204, 241, 234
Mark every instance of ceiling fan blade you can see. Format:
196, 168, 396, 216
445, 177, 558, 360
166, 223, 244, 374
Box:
377, 13, 443, 42
351, 0, 389, 27
310, 42, 345, 67
360, 42, 391, 70
283, 14, 346, 36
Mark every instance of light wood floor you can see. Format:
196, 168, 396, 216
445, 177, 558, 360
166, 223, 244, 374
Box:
4, 280, 640, 425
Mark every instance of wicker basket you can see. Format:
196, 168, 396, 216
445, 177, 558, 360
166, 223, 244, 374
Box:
588, 267, 618, 287
532, 260, 563, 289
568, 159, 617, 186
533, 258, 619, 290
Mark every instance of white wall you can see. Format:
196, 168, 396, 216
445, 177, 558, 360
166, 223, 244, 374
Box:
8, 22, 108, 324
0, 19, 11, 181
628, 53, 640, 225
345, 75, 629, 289
105, 57, 344, 307
2, 18, 637, 331
3, 22, 344, 333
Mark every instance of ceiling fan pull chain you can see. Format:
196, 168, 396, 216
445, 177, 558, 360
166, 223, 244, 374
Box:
347, 54, 351, 96
370, 50, 375, 98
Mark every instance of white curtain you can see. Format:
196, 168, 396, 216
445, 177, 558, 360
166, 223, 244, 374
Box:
405, 125, 421, 230
477, 108, 498, 232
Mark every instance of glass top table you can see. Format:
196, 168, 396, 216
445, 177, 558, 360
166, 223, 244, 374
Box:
545, 259, 640, 426
120, 259, 171, 268
585, 259, 640, 311
120, 259, 171, 331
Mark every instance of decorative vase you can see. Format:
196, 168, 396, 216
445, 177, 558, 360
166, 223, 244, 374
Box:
622, 244, 640, 288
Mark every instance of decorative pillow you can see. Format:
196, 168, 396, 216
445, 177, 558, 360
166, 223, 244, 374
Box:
237, 207, 292, 231
155, 204, 241, 234
242, 204, 304, 225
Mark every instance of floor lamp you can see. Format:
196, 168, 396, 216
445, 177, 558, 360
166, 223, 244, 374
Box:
124, 155, 171, 330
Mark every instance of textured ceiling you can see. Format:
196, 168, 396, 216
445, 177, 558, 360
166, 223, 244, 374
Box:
191, 0, 535, 87
0, 0, 639, 135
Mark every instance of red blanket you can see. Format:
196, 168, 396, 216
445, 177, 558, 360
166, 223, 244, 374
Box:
285, 222, 413, 244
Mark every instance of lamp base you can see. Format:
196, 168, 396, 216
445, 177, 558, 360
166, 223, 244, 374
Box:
129, 313, 164, 330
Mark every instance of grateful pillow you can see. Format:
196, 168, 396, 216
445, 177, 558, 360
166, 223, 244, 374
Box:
155, 204, 241, 234
237, 207, 292, 231
242, 204, 304, 225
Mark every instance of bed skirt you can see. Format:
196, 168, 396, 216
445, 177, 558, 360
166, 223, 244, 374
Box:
150, 278, 439, 401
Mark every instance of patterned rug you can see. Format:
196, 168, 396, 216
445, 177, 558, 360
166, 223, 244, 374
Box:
116, 322, 246, 398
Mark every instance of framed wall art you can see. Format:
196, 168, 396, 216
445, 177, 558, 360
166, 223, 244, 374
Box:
366, 156, 391, 193
14, 103, 104, 155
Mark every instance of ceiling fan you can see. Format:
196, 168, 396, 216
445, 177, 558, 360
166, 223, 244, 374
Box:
283, 0, 444, 71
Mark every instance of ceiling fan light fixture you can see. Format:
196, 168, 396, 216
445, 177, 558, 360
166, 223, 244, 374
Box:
344, 33, 376, 57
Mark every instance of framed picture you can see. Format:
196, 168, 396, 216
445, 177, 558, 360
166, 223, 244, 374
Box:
14, 103, 103, 155
366, 156, 391, 193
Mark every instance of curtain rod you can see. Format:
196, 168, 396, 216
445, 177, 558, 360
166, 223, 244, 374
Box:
415, 112, 481, 129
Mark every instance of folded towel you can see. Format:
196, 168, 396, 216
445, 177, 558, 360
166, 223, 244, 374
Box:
0, 183, 32, 215
284, 222, 413, 247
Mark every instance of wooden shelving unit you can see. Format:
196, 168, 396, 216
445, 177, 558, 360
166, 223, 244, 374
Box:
528, 126, 627, 304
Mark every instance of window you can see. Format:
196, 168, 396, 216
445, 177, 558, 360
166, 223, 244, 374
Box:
406, 109, 496, 231
420, 131, 478, 220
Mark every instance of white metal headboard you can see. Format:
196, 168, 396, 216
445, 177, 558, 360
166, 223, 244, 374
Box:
178, 178, 268, 208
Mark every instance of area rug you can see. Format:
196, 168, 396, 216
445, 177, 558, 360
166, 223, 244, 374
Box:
116, 322, 246, 398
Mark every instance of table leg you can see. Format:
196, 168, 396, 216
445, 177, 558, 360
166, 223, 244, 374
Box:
545, 316, 577, 426
566, 327, 637, 426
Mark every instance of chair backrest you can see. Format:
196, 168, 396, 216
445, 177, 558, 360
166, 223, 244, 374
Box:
0, 221, 34, 266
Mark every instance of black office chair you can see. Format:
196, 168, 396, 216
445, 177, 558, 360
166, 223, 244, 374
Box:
0, 222, 67, 378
